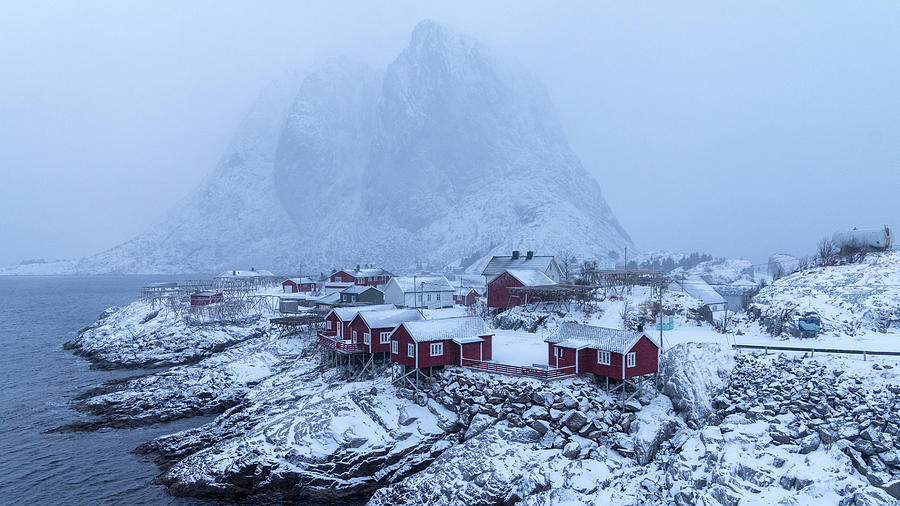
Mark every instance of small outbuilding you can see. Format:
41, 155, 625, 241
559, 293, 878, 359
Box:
545, 322, 659, 379
340, 285, 384, 305
282, 277, 317, 293
391, 317, 494, 370
190, 290, 223, 306
454, 287, 479, 306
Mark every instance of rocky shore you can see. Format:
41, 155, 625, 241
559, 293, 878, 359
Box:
64, 300, 900, 504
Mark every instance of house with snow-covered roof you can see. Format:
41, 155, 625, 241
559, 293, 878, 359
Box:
487, 268, 557, 308
326, 265, 393, 290
545, 322, 659, 380
347, 308, 424, 354
382, 276, 454, 309
481, 251, 561, 283
390, 317, 494, 370
282, 277, 317, 293
322, 304, 396, 340
339, 285, 384, 305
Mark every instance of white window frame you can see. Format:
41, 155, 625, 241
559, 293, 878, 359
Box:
408, 343, 415, 358
597, 350, 610, 365
391, 341, 398, 354
380, 331, 391, 344
554, 346, 563, 358
430, 342, 443, 357
352, 330, 357, 342
363, 332, 370, 345
436, 293, 441, 301
626, 352, 636, 368
427, 294, 432, 302
326, 320, 332, 330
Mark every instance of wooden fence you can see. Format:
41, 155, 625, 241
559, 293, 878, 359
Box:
317, 332, 366, 353
732, 343, 900, 360
460, 358, 576, 380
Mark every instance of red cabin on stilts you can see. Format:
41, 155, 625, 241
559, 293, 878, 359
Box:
545, 323, 659, 379
390, 317, 494, 369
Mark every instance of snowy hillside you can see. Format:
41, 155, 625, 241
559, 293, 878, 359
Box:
5, 20, 632, 275
748, 251, 900, 336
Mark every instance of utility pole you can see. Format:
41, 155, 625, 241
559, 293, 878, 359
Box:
658, 281, 665, 351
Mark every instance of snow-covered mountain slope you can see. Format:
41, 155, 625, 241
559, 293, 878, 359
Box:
748, 251, 900, 336
7, 19, 632, 275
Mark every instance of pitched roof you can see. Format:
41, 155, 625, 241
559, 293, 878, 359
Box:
335, 267, 392, 279
358, 308, 424, 329
330, 304, 396, 322
504, 269, 556, 287
680, 276, 727, 306
545, 322, 658, 354
401, 317, 491, 343
389, 276, 454, 293
341, 285, 382, 294
284, 277, 315, 284
482, 255, 557, 277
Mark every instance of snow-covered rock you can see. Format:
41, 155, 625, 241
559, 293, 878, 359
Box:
64, 300, 269, 368
659, 343, 735, 425
749, 251, 900, 336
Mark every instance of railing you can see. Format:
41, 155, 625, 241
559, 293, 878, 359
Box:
317, 333, 366, 353
732, 344, 900, 360
460, 358, 576, 380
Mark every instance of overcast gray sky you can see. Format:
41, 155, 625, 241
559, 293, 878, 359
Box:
1, 1, 897, 267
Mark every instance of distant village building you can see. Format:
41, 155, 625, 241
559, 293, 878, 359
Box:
670, 276, 727, 323
282, 277, 317, 293
382, 276, 454, 309
190, 290, 223, 306
487, 269, 556, 308
545, 323, 659, 379
323, 304, 396, 340
481, 251, 562, 283
340, 285, 384, 305
326, 266, 392, 291
347, 309, 424, 354
391, 317, 494, 369
453, 287, 479, 306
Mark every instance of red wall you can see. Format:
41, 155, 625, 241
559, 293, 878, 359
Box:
461, 342, 482, 361
547, 343, 577, 369
330, 271, 355, 283
624, 335, 659, 378
330, 270, 387, 287
390, 326, 416, 368
416, 339, 459, 368
579, 348, 624, 379
481, 334, 493, 361
487, 272, 524, 308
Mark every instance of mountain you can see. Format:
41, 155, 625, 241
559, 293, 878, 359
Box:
10, 20, 633, 275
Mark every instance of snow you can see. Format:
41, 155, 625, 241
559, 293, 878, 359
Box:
359, 308, 424, 328
505, 269, 556, 287
489, 330, 548, 366
547, 323, 655, 354
388, 276, 453, 293
402, 317, 488, 343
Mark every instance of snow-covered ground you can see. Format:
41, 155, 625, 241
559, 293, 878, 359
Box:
490, 330, 548, 367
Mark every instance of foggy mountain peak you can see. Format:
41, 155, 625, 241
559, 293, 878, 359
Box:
63, 20, 633, 274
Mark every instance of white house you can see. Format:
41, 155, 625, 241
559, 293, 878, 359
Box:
383, 275, 454, 309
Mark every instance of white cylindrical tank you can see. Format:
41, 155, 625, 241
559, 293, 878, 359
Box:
832, 226, 891, 250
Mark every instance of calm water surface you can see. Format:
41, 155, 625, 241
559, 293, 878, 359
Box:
0, 276, 219, 505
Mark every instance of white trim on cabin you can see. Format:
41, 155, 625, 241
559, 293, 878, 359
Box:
597, 350, 610, 365
626, 352, 636, 368
430, 342, 443, 357
408, 343, 415, 358
363, 332, 370, 345
391, 341, 398, 354
380, 331, 391, 344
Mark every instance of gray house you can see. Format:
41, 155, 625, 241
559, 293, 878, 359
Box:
340, 285, 385, 305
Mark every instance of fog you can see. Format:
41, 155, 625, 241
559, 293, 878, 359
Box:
1, 1, 898, 267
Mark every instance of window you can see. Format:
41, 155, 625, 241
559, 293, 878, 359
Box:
408, 343, 414, 358
427, 294, 432, 302
380, 331, 391, 344
626, 352, 636, 368
430, 343, 443, 356
352, 330, 357, 341
554, 346, 563, 358
391, 341, 398, 354
326, 320, 332, 330
363, 332, 370, 345
597, 350, 610, 365
436, 293, 441, 301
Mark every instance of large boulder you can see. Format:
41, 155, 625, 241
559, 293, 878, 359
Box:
660, 343, 735, 424
631, 396, 678, 465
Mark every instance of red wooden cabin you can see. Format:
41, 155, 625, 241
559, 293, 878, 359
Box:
282, 277, 317, 293
322, 304, 395, 340
545, 323, 659, 379
190, 290, 223, 306
391, 317, 493, 369
487, 269, 556, 308
347, 309, 424, 354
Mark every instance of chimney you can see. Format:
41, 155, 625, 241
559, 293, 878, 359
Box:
356, 264, 360, 272
511, 250, 520, 260
526, 251, 534, 260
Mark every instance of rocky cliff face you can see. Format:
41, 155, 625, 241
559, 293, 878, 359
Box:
34, 19, 632, 275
